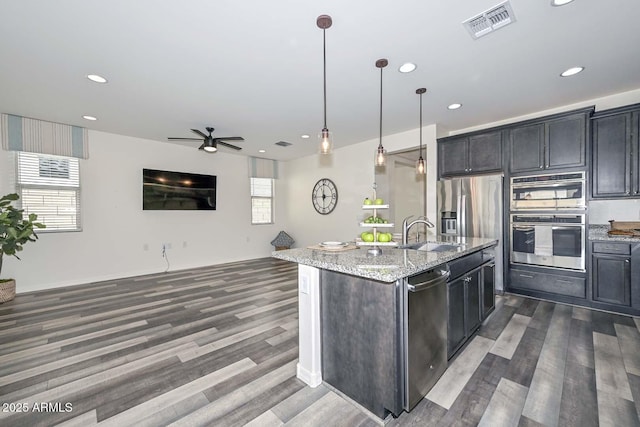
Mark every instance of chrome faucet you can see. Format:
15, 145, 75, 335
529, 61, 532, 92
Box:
402, 215, 435, 245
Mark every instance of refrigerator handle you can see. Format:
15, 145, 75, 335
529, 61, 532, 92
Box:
460, 194, 466, 237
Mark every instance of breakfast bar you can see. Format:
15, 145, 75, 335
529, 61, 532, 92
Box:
272, 236, 497, 419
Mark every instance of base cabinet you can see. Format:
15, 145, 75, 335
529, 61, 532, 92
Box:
590, 241, 640, 312
447, 267, 483, 359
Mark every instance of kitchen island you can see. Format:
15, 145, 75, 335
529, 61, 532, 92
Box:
272, 236, 497, 419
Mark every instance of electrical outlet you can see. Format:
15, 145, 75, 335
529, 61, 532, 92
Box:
143, 243, 149, 251
182, 241, 187, 248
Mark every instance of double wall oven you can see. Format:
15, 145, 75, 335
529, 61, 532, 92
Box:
510, 172, 586, 272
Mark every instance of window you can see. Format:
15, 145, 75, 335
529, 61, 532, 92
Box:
250, 178, 273, 224
16, 152, 81, 232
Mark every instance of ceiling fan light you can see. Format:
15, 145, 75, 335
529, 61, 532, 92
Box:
203, 140, 217, 153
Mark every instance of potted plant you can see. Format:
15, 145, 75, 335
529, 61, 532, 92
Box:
0, 193, 45, 302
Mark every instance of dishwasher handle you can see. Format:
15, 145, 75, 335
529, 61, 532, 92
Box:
407, 267, 450, 292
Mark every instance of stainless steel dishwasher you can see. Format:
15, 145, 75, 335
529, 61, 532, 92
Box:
403, 266, 450, 411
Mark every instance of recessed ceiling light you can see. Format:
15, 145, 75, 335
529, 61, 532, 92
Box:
301, 134, 310, 139
551, 0, 574, 6
82, 115, 97, 121
447, 103, 462, 110
560, 66, 584, 77
87, 74, 108, 84
258, 149, 266, 153
398, 63, 417, 73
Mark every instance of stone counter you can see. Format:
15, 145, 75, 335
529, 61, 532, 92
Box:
589, 224, 640, 242
271, 236, 498, 283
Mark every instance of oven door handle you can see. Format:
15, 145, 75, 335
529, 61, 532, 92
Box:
551, 225, 584, 230
512, 226, 535, 231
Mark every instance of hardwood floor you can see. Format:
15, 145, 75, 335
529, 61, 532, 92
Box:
0, 258, 639, 426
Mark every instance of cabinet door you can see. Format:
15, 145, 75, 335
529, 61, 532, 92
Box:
633, 112, 640, 195
447, 277, 466, 358
592, 113, 632, 197
481, 263, 496, 320
592, 254, 631, 306
546, 114, 587, 170
439, 137, 468, 177
465, 271, 482, 335
468, 132, 502, 174
510, 123, 544, 173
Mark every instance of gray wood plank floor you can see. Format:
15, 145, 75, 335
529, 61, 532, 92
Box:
1, 257, 639, 426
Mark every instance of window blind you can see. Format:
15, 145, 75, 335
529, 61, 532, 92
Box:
17, 152, 81, 231
250, 177, 273, 224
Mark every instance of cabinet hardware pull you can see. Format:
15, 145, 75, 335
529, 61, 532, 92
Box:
625, 259, 630, 263
556, 279, 572, 284
519, 274, 534, 278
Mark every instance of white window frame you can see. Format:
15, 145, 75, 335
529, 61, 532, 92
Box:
250, 177, 274, 225
15, 152, 81, 232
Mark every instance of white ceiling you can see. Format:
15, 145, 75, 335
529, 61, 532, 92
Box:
1, 0, 639, 161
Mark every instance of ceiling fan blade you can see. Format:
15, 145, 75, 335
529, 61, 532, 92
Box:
217, 141, 242, 150
168, 137, 203, 141
191, 129, 208, 138
214, 136, 244, 141
198, 143, 205, 150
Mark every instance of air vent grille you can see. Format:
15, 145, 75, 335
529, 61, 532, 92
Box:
275, 141, 292, 147
463, 1, 516, 39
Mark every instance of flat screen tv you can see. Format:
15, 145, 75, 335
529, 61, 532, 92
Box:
143, 168, 216, 210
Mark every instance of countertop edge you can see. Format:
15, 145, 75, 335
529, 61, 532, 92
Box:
272, 238, 498, 283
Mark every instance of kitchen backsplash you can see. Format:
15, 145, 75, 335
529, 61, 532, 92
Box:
589, 199, 640, 224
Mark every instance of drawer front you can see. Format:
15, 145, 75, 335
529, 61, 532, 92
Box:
448, 251, 483, 281
592, 242, 631, 255
509, 268, 586, 298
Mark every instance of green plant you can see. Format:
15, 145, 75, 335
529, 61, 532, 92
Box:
0, 193, 45, 280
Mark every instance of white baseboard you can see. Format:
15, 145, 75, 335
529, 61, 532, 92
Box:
297, 362, 322, 388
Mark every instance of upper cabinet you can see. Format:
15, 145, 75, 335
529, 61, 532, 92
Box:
591, 104, 640, 199
438, 131, 503, 178
509, 109, 591, 175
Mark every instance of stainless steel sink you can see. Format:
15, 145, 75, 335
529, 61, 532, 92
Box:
399, 242, 462, 252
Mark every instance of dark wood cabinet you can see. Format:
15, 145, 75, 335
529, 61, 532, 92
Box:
592, 253, 631, 306
590, 242, 638, 310
481, 263, 496, 319
447, 268, 482, 358
591, 104, 640, 198
510, 110, 589, 174
438, 131, 502, 178
447, 276, 466, 357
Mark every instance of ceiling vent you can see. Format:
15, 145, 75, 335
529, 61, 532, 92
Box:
275, 141, 292, 147
463, 1, 516, 39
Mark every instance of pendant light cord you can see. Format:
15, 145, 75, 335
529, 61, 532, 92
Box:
379, 66, 383, 146
323, 28, 327, 129
419, 91, 423, 156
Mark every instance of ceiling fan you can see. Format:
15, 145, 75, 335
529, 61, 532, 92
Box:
168, 127, 244, 153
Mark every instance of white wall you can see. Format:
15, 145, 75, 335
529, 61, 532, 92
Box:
589, 200, 640, 224
1, 130, 286, 292
284, 125, 438, 247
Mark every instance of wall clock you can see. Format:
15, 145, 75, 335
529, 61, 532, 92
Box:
312, 178, 338, 215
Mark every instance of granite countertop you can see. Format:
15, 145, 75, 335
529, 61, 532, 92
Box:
589, 224, 640, 242
271, 236, 497, 283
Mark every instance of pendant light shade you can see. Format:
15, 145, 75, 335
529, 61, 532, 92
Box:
415, 88, 427, 174
374, 59, 388, 167
317, 15, 333, 154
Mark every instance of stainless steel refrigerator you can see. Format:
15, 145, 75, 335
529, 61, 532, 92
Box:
437, 174, 503, 291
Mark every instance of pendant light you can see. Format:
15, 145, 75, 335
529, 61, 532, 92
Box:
317, 15, 333, 154
375, 59, 388, 167
416, 88, 427, 174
